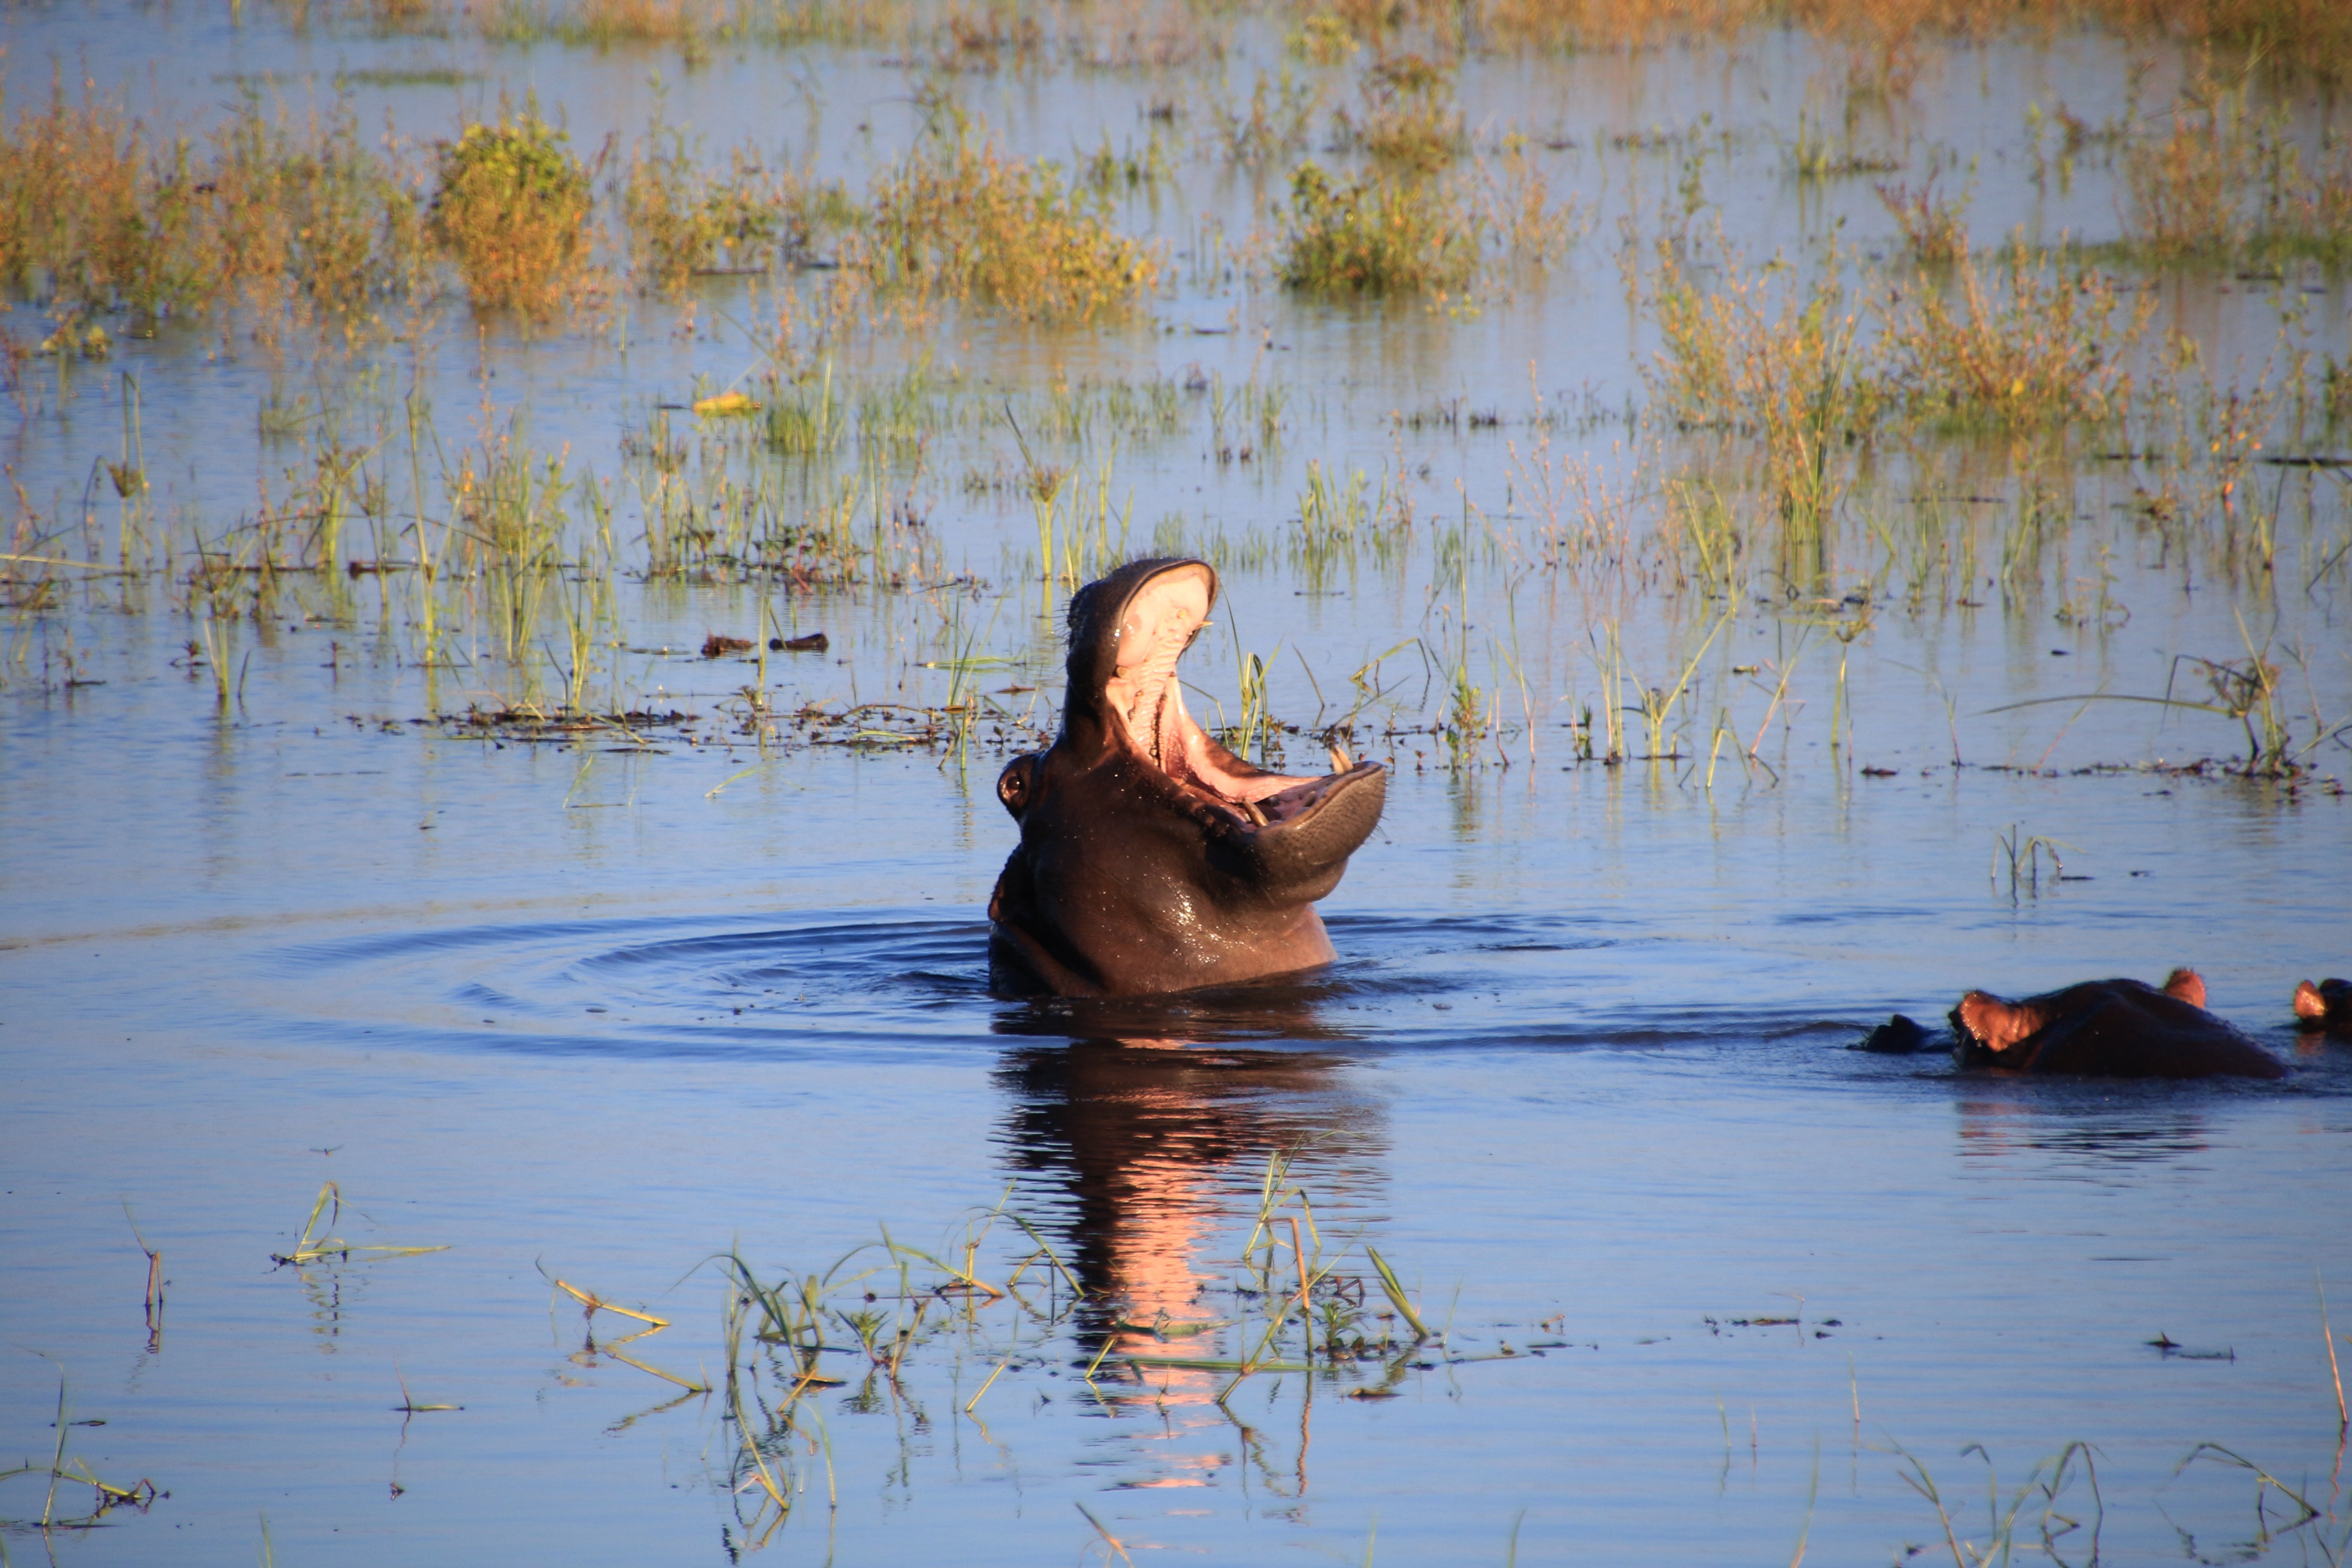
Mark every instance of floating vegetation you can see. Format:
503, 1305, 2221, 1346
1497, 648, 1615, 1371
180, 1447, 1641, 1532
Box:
0, 1375, 158, 1532
268, 1181, 450, 1267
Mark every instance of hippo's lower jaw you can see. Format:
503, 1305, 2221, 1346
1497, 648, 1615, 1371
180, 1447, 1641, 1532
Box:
1949, 969, 2286, 1080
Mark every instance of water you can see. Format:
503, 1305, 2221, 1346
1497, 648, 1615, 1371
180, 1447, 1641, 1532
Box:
5, 1, 2352, 1562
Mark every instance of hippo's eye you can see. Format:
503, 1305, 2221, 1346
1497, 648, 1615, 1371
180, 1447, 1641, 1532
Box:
997, 758, 1036, 818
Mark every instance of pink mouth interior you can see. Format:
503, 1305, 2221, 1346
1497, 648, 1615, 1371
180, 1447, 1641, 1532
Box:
1101, 565, 1330, 821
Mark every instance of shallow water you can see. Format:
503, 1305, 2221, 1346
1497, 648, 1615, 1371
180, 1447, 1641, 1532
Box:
6, 0, 2352, 1562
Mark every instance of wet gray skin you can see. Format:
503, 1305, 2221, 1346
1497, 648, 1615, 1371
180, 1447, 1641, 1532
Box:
1949, 969, 2288, 1079
988, 558, 1386, 996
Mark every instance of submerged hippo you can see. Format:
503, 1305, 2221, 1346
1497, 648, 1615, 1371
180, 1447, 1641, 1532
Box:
987, 558, 1387, 997
2295, 977, 2352, 1034
1950, 969, 2285, 1080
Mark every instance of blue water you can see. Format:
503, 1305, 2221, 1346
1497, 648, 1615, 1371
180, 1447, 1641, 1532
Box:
5, 0, 2352, 1560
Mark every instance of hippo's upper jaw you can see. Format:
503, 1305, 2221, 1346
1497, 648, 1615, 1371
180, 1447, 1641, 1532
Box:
987, 558, 1387, 998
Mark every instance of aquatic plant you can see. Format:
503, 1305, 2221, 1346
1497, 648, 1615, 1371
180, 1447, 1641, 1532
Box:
1874, 175, 1971, 265
428, 113, 595, 314
0, 1374, 158, 1531
1279, 160, 1480, 294
622, 122, 835, 290
1650, 236, 1870, 550
1210, 63, 1324, 166
846, 125, 1165, 320
1875, 240, 2148, 432
0, 87, 426, 326
1338, 51, 1465, 174
2122, 61, 2352, 267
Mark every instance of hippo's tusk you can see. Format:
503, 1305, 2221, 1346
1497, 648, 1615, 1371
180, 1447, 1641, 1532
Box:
1326, 739, 1352, 773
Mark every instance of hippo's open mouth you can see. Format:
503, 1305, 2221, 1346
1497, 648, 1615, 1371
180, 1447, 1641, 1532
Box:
1100, 561, 1365, 828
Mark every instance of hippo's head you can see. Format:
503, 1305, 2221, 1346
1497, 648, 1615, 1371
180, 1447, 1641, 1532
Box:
987, 558, 1386, 997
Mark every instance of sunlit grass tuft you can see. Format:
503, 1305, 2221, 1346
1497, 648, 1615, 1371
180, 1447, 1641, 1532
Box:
1876, 239, 2149, 432
1279, 161, 1479, 294
0, 85, 427, 326
428, 112, 595, 313
2122, 60, 2352, 266
846, 125, 1164, 320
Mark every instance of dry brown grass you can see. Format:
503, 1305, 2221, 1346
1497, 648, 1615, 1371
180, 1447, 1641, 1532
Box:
1308, 0, 2352, 78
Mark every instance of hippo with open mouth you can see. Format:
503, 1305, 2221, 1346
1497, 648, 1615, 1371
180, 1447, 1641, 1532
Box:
987, 557, 1387, 997
1948, 968, 2286, 1079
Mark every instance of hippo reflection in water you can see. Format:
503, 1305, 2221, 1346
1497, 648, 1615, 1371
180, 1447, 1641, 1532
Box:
988, 558, 1387, 997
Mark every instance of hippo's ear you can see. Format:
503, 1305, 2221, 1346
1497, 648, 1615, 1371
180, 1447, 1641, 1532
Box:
2295, 980, 2327, 1020
2161, 968, 2207, 1009
997, 754, 1042, 820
